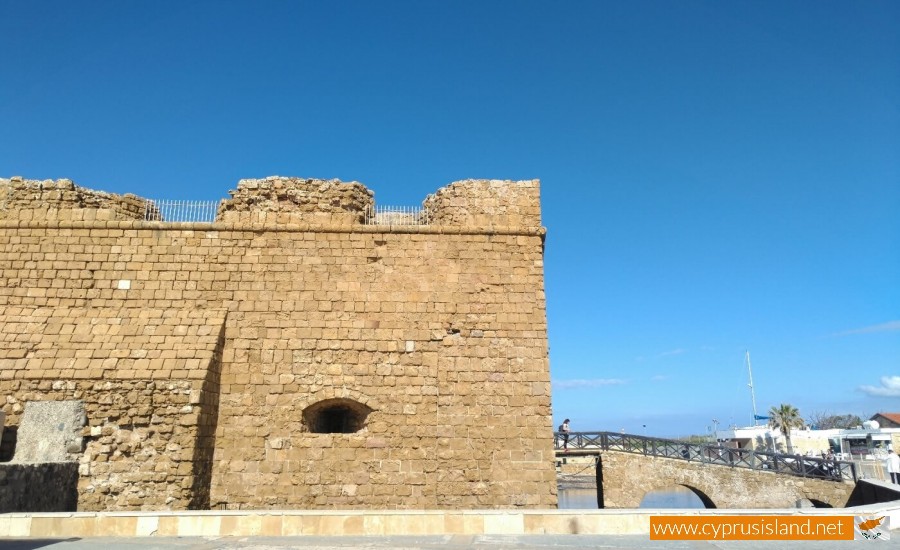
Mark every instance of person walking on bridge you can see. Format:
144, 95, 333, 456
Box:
560, 419, 571, 452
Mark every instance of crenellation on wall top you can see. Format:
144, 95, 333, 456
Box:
1, 175, 543, 229
0, 176, 148, 221
424, 179, 541, 228
217, 176, 375, 225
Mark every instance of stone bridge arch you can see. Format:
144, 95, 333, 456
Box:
599, 451, 854, 509
640, 482, 716, 509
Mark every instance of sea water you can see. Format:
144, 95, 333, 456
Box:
557, 486, 706, 509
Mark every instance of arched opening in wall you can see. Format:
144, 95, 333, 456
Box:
302, 398, 373, 434
638, 485, 714, 509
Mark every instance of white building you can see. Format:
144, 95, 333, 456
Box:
715, 422, 900, 460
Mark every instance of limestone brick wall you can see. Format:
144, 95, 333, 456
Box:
0, 177, 147, 221
0, 306, 226, 510
0, 176, 554, 511
423, 179, 541, 228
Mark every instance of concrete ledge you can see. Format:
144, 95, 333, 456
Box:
3, 505, 900, 538
0, 220, 547, 237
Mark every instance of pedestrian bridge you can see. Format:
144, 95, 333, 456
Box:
555, 432, 857, 508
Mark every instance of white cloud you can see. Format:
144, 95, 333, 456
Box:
833, 321, 900, 337
859, 376, 900, 397
553, 378, 626, 390
651, 375, 669, 382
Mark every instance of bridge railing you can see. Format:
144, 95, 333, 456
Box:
555, 431, 856, 483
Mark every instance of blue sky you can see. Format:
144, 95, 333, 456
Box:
2, 1, 898, 437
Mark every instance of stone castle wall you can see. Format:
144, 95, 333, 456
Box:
0, 175, 554, 511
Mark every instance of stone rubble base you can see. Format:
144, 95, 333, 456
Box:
2, 504, 899, 538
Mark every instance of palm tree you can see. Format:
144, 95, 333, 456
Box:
769, 403, 805, 454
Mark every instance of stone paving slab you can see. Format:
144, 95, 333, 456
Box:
5, 504, 900, 539
2, 535, 900, 550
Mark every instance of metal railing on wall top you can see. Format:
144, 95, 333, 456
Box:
555, 431, 857, 483
140, 201, 431, 226
143, 199, 222, 223
364, 205, 428, 226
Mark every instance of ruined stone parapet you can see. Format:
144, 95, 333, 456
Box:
0, 176, 148, 221
423, 179, 541, 228
217, 176, 374, 225
0, 176, 545, 230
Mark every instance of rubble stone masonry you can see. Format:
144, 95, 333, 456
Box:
217, 176, 375, 226
0, 176, 554, 511
0, 177, 147, 221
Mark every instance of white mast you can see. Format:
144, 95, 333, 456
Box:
746, 350, 759, 426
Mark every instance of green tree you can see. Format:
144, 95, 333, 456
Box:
769, 403, 805, 454
807, 411, 863, 430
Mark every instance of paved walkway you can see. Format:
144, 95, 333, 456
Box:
1, 535, 899, 549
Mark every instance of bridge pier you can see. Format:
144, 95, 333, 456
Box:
595, 454, 603, 509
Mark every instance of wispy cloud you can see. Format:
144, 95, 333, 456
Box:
859, 376, 900, 397
553, 378, 626, 390
832, 321, 900, 337
636, 348, 688, 362
651, 374, 669, 382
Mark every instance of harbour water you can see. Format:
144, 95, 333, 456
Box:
558, 486, 706, 509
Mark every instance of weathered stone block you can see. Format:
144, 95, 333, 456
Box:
13, 400, 85, 463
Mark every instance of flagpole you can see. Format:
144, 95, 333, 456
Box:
747, 350, 759, 426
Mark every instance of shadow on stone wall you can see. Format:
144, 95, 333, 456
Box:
0, 462, 78, 512
189, 323, 227, 509
0, 426, 17, 462
846, 479, 900, 507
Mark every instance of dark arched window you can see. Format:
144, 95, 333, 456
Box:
302, 398, 373, 434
